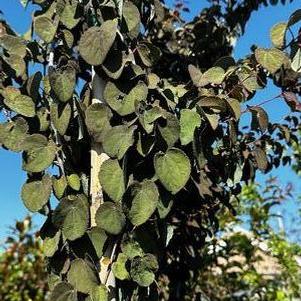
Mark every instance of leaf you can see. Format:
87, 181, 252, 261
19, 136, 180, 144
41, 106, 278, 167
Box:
130, 254, 158, 287
53, 194, 89, 241
137, 42, 161, 67
50, 102, 71, 135
140, 106, 162, 133
37, 107, 50, 131
4, 54, 26, 78
0, 34, 27, 57
0, 118, 28, 152
23, 142, 57, 173
198, 67, 225, 87
102, 125, 135, 159
112, 253, 130, 280
21, 175, 52, 212
79, 20, 118, 66
136, 132, 155, 157
214, 56, 236, 70
85, 103, 112, 142
67, 174, 81, 191
104, 81, 148, 116
237, 67, 262, 92
22, 134, 48, 151
180, 109, 201, 145
198, 96, 228, 112
158, 112, 180, 147
60, 0, 80, 30
87, 227, 107, 259
122, 1, 140, 38
253, 147, 268, 172
255, 48, 286, 74
270, 22, 287, 48
49, 66, 76, 102
49, 282, 77, 301
121, 240, 144, 259
26, 71, 43, 102
67, 259, 99, 294
157, 192, 173, 219
154, 148, 191, 194
127, 180, 159, 226
90, 285, 108, 301
2, 87, 35, 117
52, 176, 67, 199
43, 230, 61, 257
62, 29, 74, 48
95, 202, 126, 235
34, 16, 58, 43
227, 98, 241, 120
99, 159, 125, 202
287, 9, 301, 27
188, 65, 202, 86
291, 48, 301, 72
250, 107, 269, 132
102, 50, 127, 79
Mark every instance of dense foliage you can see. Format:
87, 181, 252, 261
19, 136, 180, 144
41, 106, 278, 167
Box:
0, 217, 48, 301
0, 0, 301, 300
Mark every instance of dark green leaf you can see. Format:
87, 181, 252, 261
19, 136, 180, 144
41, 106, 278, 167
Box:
21, 175, 52, 212
127, 180, 159, 226
99, 159, 125, 202
53, 194, 89, 241
79, 20, 118, 66
95, 202, 126, 235
102, 125, 135, 159
67, 259, 99, 294
154, 148, 191, 194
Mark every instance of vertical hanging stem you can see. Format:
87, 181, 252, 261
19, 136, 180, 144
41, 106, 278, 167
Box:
89, 69, 117, 299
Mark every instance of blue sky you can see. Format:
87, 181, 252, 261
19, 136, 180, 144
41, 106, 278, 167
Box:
0, 0, 300, 240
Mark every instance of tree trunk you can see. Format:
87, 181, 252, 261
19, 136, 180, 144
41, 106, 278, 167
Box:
90, 69, 117, 299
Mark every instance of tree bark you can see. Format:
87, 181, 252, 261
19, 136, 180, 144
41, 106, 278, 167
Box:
90, 69, 116, 299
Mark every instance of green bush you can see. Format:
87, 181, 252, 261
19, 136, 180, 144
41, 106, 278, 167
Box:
0, 217, 48, 301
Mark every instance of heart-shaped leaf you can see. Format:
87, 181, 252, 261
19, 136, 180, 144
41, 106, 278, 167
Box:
59, 0, 80, 29
255, 48, 286, 74
154, 148, 191, 194
34, 16, 58, 43
53, 194, 89, 241
102, 125, 136, 159
49, 66, 76, 102
49, 282, 77, 301
2, 87, 35, 117
130, 254, 158, 287
67, 259, 99, 294
99, 159, 125, 202
79, 20, 118, 66
104, 81, 148, 116
52, 176, 67, 199
21, 175, 52, 212
127, 180, 159, 226
95, 202, 126, 235
85, 103, 112, 142
23, 142, 57, 173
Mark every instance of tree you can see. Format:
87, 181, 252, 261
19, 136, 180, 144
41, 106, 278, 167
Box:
175, 178, 301, 301
0, 0, 300, 300
0, 216, 48, 301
